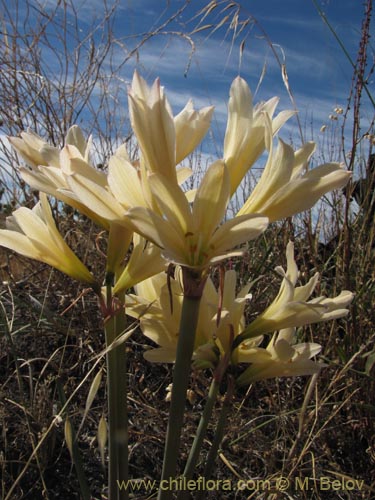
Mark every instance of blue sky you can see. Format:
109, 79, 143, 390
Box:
4, 0, 374, 170
99, 0, 373, 162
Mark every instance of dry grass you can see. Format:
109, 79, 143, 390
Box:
0, 212, 374, 499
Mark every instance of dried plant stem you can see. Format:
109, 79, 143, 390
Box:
56, 380, 91, 500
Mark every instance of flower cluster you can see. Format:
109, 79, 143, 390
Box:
127, 241, 353, 383
1, 71, 353, 384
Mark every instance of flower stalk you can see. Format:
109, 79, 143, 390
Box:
195, 376, 235, 500
176, 376, 221, 500
157, 268, 205, 500
104, 282, 129, 500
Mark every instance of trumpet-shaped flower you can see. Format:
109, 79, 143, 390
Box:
126, 160, 269, 269
236, 328, 324, 385
112, 233, 166, 295
224, 76, 295, 195
9, 129, 53, 168
235, 241, 354, 345
128, 71, 214, 182
11, 127, 110, 229
126, 268, 262, 365
237, 119, 351, 221
60, 144, 141, 224
127, 270, 205, 363
0, 193, 97, 285
62, 142, 196, 228
9, 125, 92, 169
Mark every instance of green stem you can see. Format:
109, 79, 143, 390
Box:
157, 293, 202, 500
196, 376, 234, 500
105, 285, 128, 500
176, 377, 220, 500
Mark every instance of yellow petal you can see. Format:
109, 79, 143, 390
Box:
148, 173, 193, 236
238, 138, 294, 216
255, 164, 351, 221
113, 239, 166, 294
65, 125, 90, 160
144, 347, 176, 363
60, 146, 106, 186
272, 338, 295, 361
293, 342, 322, 358
291, 142, 316, 178
0, 230, 38, 259
210, 214, 268, 255
174, 100, 214, 164
129, 72, 176, 181
176, 166, 193, 185
193, 160, 230, 238
66, 174, 125, 221
12, 206, 50, 245
106, 223, 133, 275
9, 132, 46, 167
108, 155, 145, 208
126, 206, 187, 264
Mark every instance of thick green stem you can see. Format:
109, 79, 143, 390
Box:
176, 378, 220, 500
105, 286, 128, 500
157, 293, 202, 500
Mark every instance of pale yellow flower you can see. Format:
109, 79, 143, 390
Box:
61, 144, 138, 224
126, 268, 262, 365
128, 71, 214, 182
236, 241, 354, 344
112, 233, 166, 295
223, 76, 295, 195
9, 125, 91, 170
0, 193, 96, 285
12, 127, 109, 228
237, 118, 351, 221
127, 270, 200, 363
174, 99, 214, 165
9, 129, 51, 168
126, 160, 268, 269
234, 240, 353, 384
236, 328, 323, 385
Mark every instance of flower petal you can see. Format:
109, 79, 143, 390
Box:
257, 164, 351, 221
174, 100, 214, 164
210, 214, 268, 255
193, 160, 230, 238
129, 72, 176, 181
148, 173, 193, 236
126, 206, 187, 263
113, 237, 166, 294
0, 230, 38, 259
238, 138, 294, 216
66, 174, 125, 221
108, 154, 145, 208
